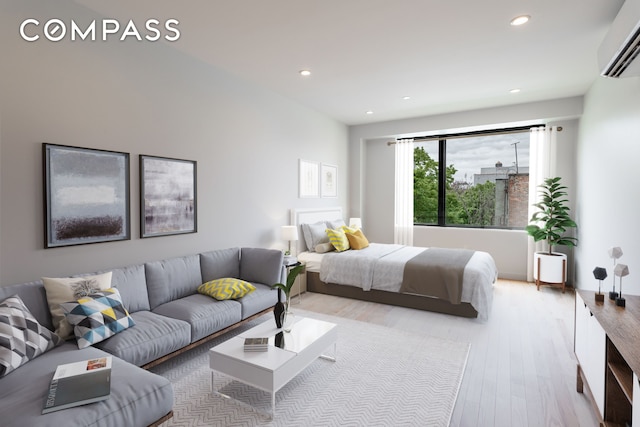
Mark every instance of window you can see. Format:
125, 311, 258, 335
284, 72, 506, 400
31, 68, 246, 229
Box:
413, 128, 531, 229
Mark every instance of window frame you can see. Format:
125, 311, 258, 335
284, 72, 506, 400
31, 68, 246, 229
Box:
413, 125, 538, 229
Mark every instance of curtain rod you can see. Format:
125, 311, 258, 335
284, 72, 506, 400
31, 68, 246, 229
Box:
387, 125, 561, 145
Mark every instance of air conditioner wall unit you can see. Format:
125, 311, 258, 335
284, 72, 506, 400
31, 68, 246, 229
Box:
598, 0, 640, 78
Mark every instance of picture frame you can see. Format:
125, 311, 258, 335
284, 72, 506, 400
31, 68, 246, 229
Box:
43, 143, 130, 248
299, 159, 320, 198
321, 163, 338, 198
140, 155, 197, 238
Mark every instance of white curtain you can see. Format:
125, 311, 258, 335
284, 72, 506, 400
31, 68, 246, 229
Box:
526, 126, 558, 281
394, 139, 414, 245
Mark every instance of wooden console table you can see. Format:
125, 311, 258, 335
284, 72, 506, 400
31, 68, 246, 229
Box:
575, 290, 640, 426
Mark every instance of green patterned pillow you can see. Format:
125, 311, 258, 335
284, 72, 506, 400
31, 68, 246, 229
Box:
198, 278, 256, 300
326, 227, 350, 252
60, 288, 135, 349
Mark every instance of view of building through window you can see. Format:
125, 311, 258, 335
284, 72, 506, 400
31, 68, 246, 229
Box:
414, 130, 530, 228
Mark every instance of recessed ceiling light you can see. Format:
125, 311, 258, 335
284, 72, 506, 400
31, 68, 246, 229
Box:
402, 96, 411, 100
510, 88, 521, 93
366, 110, 374, 115
510, 15, 530, 26
299, 70, 311, 76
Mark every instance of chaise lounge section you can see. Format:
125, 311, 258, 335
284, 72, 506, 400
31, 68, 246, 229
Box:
0, 247, 283, 427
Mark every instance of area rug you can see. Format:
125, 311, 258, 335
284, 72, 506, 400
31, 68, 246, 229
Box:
151, 310, 470, 427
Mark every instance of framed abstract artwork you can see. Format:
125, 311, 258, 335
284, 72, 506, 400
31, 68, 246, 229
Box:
321, 163, 338, 198
299, 159, 319, 198
43, 143, 130, 248
140, 155, 197, 238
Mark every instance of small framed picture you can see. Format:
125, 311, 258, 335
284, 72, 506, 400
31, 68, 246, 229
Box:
43, 143, 130, 248
140, 155, 197, 238
299, 159, 320, 198
321, 163, 338, 198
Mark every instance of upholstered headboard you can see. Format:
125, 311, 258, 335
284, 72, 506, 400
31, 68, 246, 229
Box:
290, 207, 344, 254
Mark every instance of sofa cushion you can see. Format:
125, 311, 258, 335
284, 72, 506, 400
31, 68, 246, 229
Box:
0, 295, 62, 378
237, 283, 279, 319
61, 288, 136, 349
153, 294, 242, 343
42, 272, 113, 340
200, 247, 240, 282
110, 264, 151, 313
0, 342, 173, 427
145, 254, 203, 310
0, 281, 52, 331
240, 248, 284, 286
198, 278, 255, 300
94, 311, 191, 367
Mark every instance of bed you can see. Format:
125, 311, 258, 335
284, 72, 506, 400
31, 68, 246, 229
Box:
291, 207, 498, 320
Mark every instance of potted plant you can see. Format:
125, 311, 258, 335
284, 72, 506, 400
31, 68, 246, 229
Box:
271, 263, 305, 331
525, 176, 578, 291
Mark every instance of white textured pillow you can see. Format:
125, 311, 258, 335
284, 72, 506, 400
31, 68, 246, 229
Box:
315, 242, 336, 253
301, 222, 329, 252
42, 272, 112, 340
326, 219, 346, 230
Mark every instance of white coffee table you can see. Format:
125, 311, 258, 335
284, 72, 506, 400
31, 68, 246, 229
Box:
209, 316, 337, 417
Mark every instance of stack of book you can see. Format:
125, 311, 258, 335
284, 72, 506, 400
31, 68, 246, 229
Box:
243, 337, 269, 352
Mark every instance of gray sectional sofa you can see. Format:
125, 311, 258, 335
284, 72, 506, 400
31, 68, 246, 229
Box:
0, 247, 284, 427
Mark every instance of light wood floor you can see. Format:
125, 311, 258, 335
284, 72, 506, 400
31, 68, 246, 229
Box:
295, 279, 599, 427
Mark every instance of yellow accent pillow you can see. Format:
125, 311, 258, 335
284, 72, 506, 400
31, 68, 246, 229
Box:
345, 229, 370, 250
326, 228, 350, 252
197, 278, 256, 300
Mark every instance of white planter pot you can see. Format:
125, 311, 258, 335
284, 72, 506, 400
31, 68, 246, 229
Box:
533, 252, 567, 284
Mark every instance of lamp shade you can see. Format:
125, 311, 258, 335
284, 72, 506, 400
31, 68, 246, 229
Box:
614, 263, 630, 277
593, 267, 608, 280
349, 217, 362, 229
609, 247, 623, 259
281, 225, 298, 242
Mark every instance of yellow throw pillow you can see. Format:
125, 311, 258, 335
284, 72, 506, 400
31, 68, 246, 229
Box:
345, 229, 370, 250
326, 228, 350, 252
197, 278, 256, 300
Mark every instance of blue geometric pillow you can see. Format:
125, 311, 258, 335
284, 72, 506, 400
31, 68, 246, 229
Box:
60, 288, 135, 349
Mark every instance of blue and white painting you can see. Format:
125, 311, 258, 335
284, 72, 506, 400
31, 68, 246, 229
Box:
45, 144, 130, 248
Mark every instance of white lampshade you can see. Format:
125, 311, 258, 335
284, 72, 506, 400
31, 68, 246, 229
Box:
349, 217, 362, 229
281, 225, 298, 242
614, 263, 630, 277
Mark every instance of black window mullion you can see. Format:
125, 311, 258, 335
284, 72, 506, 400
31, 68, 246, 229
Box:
438, 139, 446, 226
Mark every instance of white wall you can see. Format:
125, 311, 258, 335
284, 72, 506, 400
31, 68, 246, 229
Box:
575, 75, 640, 294
349, 98, 582, 281
0, 2, 348, 284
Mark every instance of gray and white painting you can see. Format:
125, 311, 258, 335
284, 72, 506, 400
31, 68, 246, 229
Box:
46, 145, 130, 247
141, 156, 196, 237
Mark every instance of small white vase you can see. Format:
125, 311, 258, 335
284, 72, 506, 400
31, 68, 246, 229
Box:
282, 296, 295, 332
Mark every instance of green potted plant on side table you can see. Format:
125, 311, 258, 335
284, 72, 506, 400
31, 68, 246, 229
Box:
272, 263, 305, 332
525, 176, 578, 293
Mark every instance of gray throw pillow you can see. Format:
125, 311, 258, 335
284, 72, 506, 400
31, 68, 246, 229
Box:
301, 221, 329, 252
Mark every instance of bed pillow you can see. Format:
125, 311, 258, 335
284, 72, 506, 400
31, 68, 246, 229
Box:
0, 295, 63, 377
197, 278, 256, 300
301, 222, 329, 252
315, 242, 336, 253
60, 288, 135, 349
326, 219, 346, 230
326, 227, 350, 252
42, 272, 113, 340
345, 228, 370, 250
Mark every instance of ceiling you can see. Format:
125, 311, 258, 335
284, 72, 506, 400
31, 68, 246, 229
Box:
77, 0, 625, 125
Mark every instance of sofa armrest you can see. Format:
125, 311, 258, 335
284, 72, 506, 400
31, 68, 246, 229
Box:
239, 248, 284, 285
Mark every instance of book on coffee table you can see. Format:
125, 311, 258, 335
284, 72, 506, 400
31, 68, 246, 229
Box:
244, 337, 269, 352
42, 356, 112, 414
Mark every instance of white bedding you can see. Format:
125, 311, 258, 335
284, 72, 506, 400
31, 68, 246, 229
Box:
302, 243, 497, 320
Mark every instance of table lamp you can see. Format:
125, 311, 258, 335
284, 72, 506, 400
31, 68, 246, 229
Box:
281, 225, 298, 264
